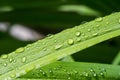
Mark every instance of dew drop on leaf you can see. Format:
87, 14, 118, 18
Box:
15, 47, 25, 53
10, 74, 16, 78
9, 58, 14, 63
67, 39, 74, 45
118, 18, 120, 24
93, 33, 98, 36
93, 73, 97, 77
47, 34, 54, 39
55, 44, 62, 50
106, 22, 109, 24
88, 29, 91, 32
1, 54, 8, 59
95, 17, 103, 22
22, 57, 26, 63
75, 32, 81, 37
3, 63, 7, 67
25, 66, 35, 73
76, 38, 81, 42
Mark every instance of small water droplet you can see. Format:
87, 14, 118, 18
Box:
100, 72, 104, 76
25, 65, 35, 72
9, 58, 14, 63
118, 18, 120, 24
88, 29, 91, 32
75, 32, 81, 37
3, 63, 7, 67
93, 33, 98, 36
106, 22, 109, 24
67, 39, 74, 45
74, 70, 78, 74
96, 25, 100, 27
90, 68, 94, 72
55, 44, 62, 50
15, 47, 25, 53
95, 17, 103, 22
1, 54, 8, 59
68, 77, 71, 79
76, 38, 81, 42
43, 48, 47, 51
22, 57, 26, 63
10, 74, 16, 78
42, 72, 46, 76
93, 73, 97, 77
47, 34, 54, 38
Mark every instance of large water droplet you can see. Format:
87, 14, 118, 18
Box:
15, 47, 25, 53
55, 44, 62, 50
75, 32, 81, 37
67, 39, 74, 45
22, 57, 26, 63
1, 54, 8, 59
95, 17, 103, 22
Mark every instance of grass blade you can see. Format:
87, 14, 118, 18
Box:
0, 12, 120, 80
21, 61, 120, 80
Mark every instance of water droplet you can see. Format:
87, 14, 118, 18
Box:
118, 18, 120, 24
55, 44, 62, 50
100, 72, 104, 76
101, 68, 106, 72
68, 77, 71, 79
67, 39, 74, 45
3, 63, 7, 67
75, 32, 81, 37
43, 48, 47, 51
95, 17, 103, 22
93, 73, 97, 77
22, 57, 26, 63
93, 33, 98, 36
90, 68, 94, 72
88, 29, 91, 32
74, 70, 78, 74
76, 38, 81, 42
15, 47, 25, 53
10, 74, 16, 78
9, 58, 14, 63
106, 22, 109, 24
47, 34, 54, 38
1, 54, 8, 59
42, 72, 46, 76
96, 25, 100, 27
25, 65, 35, 72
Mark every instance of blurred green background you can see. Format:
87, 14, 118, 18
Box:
0, 0, 120, 64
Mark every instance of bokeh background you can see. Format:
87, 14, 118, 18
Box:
0, 0, 120, 64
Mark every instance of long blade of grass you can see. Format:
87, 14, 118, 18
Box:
21, 61, 120, 80
0, 12, 120, 80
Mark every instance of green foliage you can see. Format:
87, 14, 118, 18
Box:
1, 1, 120, 80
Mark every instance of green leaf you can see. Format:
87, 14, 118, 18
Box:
21, 61, 120, 80
0, 12, 120, 80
